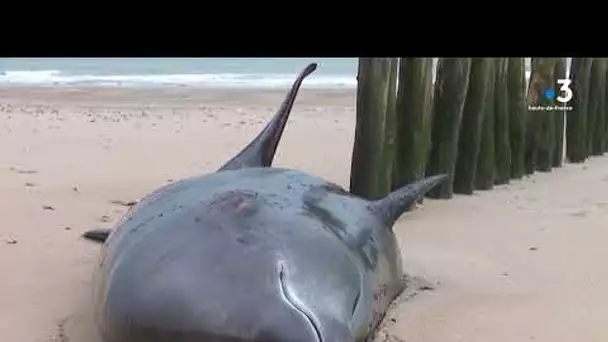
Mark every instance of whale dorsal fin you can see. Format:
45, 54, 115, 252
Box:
218, 63, 317, 171
367, 175, 448, 227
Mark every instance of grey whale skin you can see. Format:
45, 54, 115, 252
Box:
83, 63, 447, 342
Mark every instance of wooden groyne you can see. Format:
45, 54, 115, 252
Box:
350, 57, 604, 201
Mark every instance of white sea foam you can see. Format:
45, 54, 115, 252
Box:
0, 64, 555, 90
1, 70, 63, 83
0, 70, 357, 89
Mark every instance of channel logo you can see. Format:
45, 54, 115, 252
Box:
544, 79, 573, 103
529, 78, 574, 112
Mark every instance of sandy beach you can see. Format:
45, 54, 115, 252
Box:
1, 86, 607, 342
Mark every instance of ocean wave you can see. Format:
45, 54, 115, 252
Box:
0, 70, 357, 89
0, 69, 548, 90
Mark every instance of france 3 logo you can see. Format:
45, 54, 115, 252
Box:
529, 78, 573, 112
544, 79, 573, 104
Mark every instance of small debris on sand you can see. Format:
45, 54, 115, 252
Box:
9, 166, 38, 174
5, 238, 18, 245
99, 215, 111, 223
42, 205, 55, 211
108, 200, 138, 207
418, 285, 435, 291
570, 210, 587, 218
25, 182, 36, 187
53, 317, 69, 342
529, 246, 538, 251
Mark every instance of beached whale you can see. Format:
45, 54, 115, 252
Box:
83, 63, 447, 342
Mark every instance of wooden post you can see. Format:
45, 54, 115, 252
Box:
589, 58, 606, 156
604, 58, 608, 152
425, 58, 471, 199
524, 81, 537, 174
525, 58, 555, 173
494, 57, 512, 183
350, 58, 396, 199
475, 59, 497, 190
453, 58, 491, 194
534, 58, 557, 172
392, 58, 434, 191
508, 57, 528, 177
552, 58, 567, 167
566, 57, 593, 163
384, 58, 399, 188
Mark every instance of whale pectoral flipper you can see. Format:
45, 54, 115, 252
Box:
82, 228, 112, 243
367, 174, 448, 227
218, 63, 318, 171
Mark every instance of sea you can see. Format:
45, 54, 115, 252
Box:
0, 58, 359, 89
0, 58, 547, 89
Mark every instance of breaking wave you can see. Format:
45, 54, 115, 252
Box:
0, 70, 357, 89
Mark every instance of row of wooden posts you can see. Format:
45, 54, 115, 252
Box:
348, 57, 606, 201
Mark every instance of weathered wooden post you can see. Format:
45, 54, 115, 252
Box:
475, 59, 497, 190
589, 58, 606, 156
392, 58, 434, 191
453, 58, 491, 194
508, 57, 528, 177
384, 58, 399, 187
525, 58, 556, 173
494, 57, 512, 183
524, 93, 537, 173
425, 58, 471, 199
552, 57, 567, 167
600, 63, 607, 155
350, 58, 398, 199
604, 58, 608, 152
535, 58, 557, 172
566, 57, 593, 163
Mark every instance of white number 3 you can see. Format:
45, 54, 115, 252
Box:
557, 78, 573, 103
